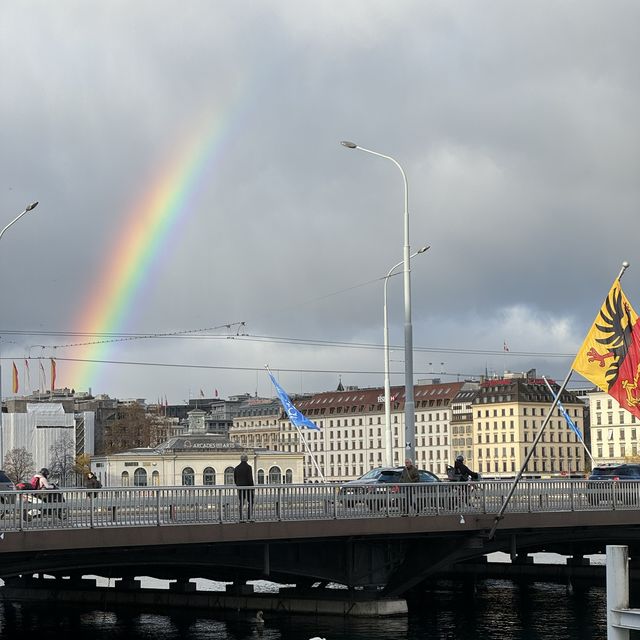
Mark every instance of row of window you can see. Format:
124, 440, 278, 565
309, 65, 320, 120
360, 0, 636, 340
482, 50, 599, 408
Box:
119, 466, 295, 487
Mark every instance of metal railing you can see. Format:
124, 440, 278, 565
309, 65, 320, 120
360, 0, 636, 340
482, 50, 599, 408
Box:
0, 478, 637, 532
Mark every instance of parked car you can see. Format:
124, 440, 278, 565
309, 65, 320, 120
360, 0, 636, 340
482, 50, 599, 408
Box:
587, 463, 640, 506
0, 470, 16, 514
338, 466, 441, 510
0, 470, 15, 492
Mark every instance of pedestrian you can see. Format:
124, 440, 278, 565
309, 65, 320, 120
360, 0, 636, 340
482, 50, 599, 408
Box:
234, 454, 255, 521
85, 471, 102, 498
399, 458, 420, 515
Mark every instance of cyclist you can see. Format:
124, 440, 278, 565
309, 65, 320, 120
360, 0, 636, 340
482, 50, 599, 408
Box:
453, 455, 479, 507
454, 455, 479, 482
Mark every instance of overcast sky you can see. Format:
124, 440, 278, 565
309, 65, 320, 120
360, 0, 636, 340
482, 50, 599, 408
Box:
1, 1, 639, 403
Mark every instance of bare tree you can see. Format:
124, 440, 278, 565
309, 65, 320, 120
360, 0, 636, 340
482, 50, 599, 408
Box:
48, 435, 76, 487
4, 447, 35, 484
104, 404, 160, 453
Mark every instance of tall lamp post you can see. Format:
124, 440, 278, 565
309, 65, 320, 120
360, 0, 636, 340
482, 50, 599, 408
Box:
383, 246, 429, 467
341, 140, 419, 462
0, 201, 39, 467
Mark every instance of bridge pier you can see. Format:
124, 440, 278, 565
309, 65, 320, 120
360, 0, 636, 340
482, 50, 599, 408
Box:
567, 555, 591, 567
0, 578, 407, 617
115, 577, 141, 591
169, 579, 196, 593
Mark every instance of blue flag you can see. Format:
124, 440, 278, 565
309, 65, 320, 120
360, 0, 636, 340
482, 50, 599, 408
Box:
557, 401, 583, 440
544, 378, 583, 440
268, 372, 319, 430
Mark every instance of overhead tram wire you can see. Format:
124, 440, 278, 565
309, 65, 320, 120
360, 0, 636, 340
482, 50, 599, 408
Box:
0, 354, 577, 386
0, 327, 575, 360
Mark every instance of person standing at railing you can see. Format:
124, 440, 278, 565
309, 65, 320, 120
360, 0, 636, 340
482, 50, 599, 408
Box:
234, 454, 255, 521
84, 471, 102, 498
399, 458, 420, 515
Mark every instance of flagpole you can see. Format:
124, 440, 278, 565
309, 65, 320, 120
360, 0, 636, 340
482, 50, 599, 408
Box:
265, 366, 326, 483
542, 376, 595, 466
489, 261, 631, 539
488, 368, 574, 540
617, 261, 630, 282
293, 423, 326, 482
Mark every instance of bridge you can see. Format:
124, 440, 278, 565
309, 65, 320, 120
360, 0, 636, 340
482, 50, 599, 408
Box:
0, 479, 639, 602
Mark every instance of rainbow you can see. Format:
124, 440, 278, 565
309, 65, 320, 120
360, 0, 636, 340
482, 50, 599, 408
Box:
67, 102, 242, 391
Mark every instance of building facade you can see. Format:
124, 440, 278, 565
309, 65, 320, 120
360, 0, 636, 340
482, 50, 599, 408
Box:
588, 389, 640, 464
91, 407, 304, 487
230, 381, 475, 482
472, 373, 586, 477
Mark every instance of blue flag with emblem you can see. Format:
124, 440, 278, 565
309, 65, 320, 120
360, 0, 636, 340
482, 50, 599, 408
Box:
268, 372, 319, 430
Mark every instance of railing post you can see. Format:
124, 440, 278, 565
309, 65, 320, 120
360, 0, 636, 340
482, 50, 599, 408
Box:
569, 479, 575, 511
89, 493, 95, 528
156, 489, 161, 526
607, 545, 630, 640
276, 487, 282, 520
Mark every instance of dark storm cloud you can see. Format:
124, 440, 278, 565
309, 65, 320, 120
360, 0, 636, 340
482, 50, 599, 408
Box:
1, 1, 638, 400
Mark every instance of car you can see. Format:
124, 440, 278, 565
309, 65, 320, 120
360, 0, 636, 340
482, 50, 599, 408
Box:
0, 470, 16, 512
0, 470, 15, 492
587, 464, 640, 506
338, 466, 441, 510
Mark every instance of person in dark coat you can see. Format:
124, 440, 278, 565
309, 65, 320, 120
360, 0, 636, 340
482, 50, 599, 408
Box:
85, 471, 102, 498
234, 454, 255, 521
453, 455, 479, 481
399, 458, 420, 515
453, 454, 479, 507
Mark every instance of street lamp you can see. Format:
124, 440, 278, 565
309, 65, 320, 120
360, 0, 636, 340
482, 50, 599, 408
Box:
0, 201, 39, 466
341, 141, 419, 462
383, 246, 429, 467
0, 202, 39, 242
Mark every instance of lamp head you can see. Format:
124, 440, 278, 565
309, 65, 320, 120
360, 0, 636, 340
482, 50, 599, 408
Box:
26, 202, 38, 211
417, 245, 430, 254
340, 140, 357, 149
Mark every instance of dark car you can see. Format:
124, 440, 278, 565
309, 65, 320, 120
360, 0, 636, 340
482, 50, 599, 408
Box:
0, 470, 16, 510
338, 466, 441, 510
0, 470, 15, 492
587, 464, 640, 506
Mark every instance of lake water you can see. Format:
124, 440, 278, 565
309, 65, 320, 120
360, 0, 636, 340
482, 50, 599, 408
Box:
0, 579, 609, 640
0, 555, 619, 639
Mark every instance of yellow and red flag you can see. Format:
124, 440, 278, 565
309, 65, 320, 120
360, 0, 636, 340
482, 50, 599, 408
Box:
12, 362, 18, 394
50, 358, 57, 391
572, 279, 640, 419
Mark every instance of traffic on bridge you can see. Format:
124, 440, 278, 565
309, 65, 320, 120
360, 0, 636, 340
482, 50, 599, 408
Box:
0, 477, 637, 532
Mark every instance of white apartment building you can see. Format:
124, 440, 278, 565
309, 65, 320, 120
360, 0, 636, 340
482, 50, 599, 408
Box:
589, 389, 640, 463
